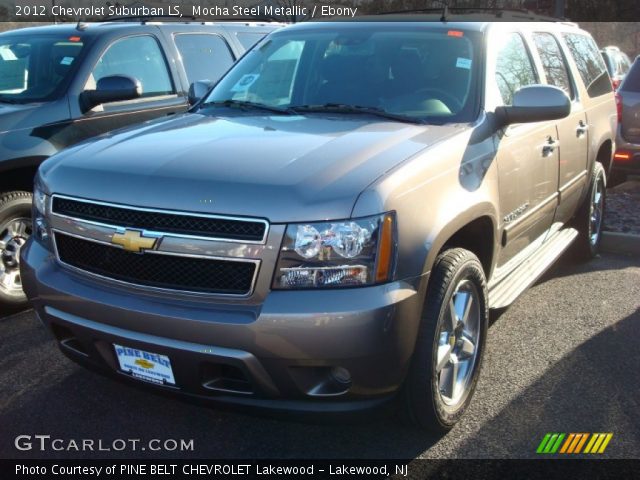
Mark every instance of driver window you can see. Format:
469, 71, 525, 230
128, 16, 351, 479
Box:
86, 35, 174, 98
495, 33, 538, 106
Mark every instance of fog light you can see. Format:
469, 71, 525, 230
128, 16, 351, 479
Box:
330, 366, 351, 384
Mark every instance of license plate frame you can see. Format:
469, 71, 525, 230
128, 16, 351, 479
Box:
113, 344, 176, 386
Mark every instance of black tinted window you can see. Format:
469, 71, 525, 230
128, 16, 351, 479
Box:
533, 32, 573, 99
621, 59, 640, 93
89, 35, 173, 97
175, 34, 234, 85
0, 35, 85, 102
563, 33, 611, 97
495, 33, 538, 106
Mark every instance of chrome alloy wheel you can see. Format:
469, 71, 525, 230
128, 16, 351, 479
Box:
435, 279, 481, 407
589, 176, 604, 247
0, 217, 31, 297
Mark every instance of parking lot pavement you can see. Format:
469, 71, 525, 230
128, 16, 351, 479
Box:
0, 252, 638, 460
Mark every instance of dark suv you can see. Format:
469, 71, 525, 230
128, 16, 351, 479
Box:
613, 55, 640, 182
0, 20, 279, 307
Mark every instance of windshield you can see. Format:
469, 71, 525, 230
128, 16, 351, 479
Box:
0, 34, 85, 103
205, 24, 481, 123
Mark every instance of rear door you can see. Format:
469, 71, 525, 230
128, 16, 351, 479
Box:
531, 31, 588, 226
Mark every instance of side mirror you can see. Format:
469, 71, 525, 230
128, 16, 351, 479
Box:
80, 75, 142, 113
188, 80, 212, 106
495, 85, 571, 127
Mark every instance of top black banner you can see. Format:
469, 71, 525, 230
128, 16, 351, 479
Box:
0, 0, 639, 23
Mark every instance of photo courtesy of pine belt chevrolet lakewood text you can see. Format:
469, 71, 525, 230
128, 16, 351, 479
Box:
18, 18, 616, 431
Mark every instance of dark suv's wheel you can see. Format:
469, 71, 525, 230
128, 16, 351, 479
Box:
403, 248, 488, 431
0, 191, 33, 308
573, 162, 606, 260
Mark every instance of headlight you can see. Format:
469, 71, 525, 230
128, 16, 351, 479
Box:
33, 184, 47, 216
32, 183, 50, 244
273, 213, 396, 289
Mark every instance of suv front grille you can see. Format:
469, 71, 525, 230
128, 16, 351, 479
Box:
54, 233, 257, 295
52, 197, 267, 242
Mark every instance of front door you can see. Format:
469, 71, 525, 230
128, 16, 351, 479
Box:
66, 34, 188, 146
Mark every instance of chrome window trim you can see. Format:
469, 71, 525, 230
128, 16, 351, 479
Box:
51, 230, 261, 298
50, 194, 270, 245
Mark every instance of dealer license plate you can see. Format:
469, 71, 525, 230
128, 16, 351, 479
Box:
114, 344, 176, 386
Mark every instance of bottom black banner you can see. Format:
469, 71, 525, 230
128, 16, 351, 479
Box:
2, 459, 639, 480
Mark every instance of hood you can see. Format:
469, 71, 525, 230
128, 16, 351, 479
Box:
41, 112, 462, 223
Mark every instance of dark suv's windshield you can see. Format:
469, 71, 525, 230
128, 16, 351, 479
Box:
205, 24, 481, 124
0, 34, 85, 103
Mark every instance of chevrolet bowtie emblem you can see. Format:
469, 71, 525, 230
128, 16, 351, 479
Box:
111, 230, 158, 253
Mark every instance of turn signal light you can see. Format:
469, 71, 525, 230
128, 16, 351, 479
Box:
613, 151, 631, 161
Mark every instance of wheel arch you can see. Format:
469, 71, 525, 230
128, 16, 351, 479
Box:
0, 157, 47, 193
422, 208, 498, 286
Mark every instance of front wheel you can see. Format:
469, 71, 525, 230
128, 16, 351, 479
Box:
0, 191, 33, 308
403, 248, 488, 431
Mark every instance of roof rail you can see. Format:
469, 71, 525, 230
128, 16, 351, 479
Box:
379, 7, 568, 22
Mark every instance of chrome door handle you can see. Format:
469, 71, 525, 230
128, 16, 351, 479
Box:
542, 137, 559, 157
577, 121, 589, 137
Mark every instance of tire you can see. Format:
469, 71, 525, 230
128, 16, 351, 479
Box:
573, 162, 606, 261
0, 191, 33, 308
403, 248, 488, 432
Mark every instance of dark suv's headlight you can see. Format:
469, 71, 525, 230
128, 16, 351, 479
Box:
272, 213, 396, 289
32, 183, 51, 246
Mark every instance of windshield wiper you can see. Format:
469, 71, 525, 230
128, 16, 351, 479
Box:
202, 99, 294, 115
289, 103, 424, 124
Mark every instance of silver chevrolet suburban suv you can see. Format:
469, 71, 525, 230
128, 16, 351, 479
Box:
20, 19, 616, 431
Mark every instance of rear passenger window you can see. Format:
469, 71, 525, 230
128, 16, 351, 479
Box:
175, 34, 235, 85
236, 32, 267, 51
562, 33, 611, 97
495, 33, 538, 106
88, 35, 173, 97
533, 32, 573, 99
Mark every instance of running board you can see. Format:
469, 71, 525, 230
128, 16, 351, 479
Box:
489, 227, 578, 309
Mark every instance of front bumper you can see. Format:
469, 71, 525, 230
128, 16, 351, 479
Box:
21, 239, 426, 414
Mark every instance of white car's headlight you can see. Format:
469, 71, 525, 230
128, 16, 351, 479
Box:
273, 213, 396, 289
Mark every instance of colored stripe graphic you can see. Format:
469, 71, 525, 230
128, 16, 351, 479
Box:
573, 433, 589, 453
538, 433, 613, 454
537, 433, 565, 454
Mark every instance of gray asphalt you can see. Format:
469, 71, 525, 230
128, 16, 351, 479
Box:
0, 252, 638, 460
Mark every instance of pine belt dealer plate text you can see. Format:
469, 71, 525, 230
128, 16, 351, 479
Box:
114, 344, 176, 386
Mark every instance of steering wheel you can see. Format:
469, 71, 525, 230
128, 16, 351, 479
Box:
413, 87, 463, 112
